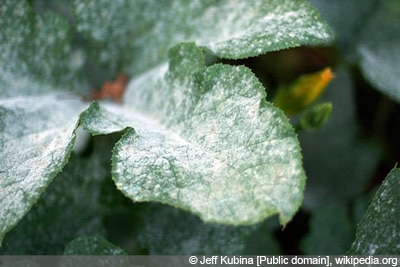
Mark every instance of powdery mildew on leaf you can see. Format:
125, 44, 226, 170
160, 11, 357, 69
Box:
0, 0, 332, 245
72, 0, 134, 73
0, 151, 111, 254
81, 43, 305, 225
0, 93, 87, 244
348, 168, 400, 255
72, 0, 332, 74
0, 1, 84, 98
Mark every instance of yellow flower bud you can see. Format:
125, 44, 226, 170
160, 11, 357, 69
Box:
273, 68, 333, 116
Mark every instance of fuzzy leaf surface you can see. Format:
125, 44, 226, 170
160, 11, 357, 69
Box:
348, 168, 400, 255
0, 94, 87, 245
81, 43, 305, 225
72, 0, 332, 74
0, 0, 89, 245
0, 152, 109, 254
0, 0, 83, 98
0, 0, 332, 246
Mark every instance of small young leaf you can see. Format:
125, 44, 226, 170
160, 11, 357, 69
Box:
347, 167, 400, 255
273, 68, 333, 116
81, 43, 306, 226
299, 102, 333, 131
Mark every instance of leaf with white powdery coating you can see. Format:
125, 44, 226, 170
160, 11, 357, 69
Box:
81, 43, 305, 225
72, 0, 332, 74
347, 167, 400, 255
0, 93, 87, 245
0, 0, 84, 98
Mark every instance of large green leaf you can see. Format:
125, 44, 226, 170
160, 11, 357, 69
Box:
357, 1, 400, 102
72, 0, 333, 74
0, 0, 84, 98
348, 168, 400, 255
0, 1, 89, 245
0, 150, 109, 254
81, 43, 305, 225
0, 94, 87, 245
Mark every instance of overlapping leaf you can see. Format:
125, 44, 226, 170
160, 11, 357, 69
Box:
72, 0, 333, 74
0, 0, 333, 247
0, 0, 83, 98
0, 94, 87, 245
0, 151, 109, 254
81, 43, 306, 225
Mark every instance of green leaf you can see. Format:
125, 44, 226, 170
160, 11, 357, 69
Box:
299, 102, 333, 131
135, 204, 252, 255
357, 1, 400, 102
1, 0, 333, 250
0, 150, 109, 254
72, 0, 333, 74
348, 167, 400, 255
81, 43, 306, 226
0, 0, 84, 98
64, 236, 127, 255
0, 93, 87, 246
0, 0, 91, 247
